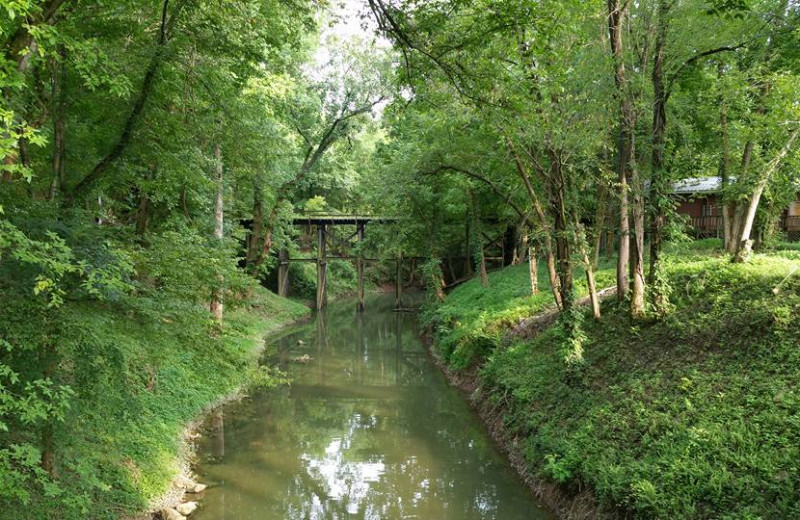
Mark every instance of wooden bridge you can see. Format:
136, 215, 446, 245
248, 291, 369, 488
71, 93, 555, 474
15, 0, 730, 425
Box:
278, 214, 398, 311
276, 213, 516, 311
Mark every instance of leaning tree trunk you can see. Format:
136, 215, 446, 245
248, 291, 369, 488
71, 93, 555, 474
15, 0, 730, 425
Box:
72, 0, 185, 196
210, 143, 224, 322
507, 138, 563, 309
728, 139, 756, 251
577, 224, 601, 320
729, 80, 771, 254
732, 129, 799, 262
249, 197, 282, 272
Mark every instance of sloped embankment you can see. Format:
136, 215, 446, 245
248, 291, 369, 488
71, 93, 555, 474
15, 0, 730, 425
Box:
425, 254, 800, 519
0, 285, 308, 520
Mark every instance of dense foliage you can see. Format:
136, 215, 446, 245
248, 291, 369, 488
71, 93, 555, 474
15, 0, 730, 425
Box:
2, 0, 800, 518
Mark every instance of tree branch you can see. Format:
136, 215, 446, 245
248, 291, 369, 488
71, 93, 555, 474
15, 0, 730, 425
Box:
421, 164, 529, 222
72, 0, 188, 196
665, 44, 745, 99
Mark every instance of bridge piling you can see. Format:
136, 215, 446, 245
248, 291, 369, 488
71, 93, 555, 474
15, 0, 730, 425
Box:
395, 253, 403, 309
356, 222, 365, 312
278, 249, 290, 297
316, 224, 327, 310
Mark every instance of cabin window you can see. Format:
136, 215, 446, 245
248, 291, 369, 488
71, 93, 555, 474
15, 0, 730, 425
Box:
701, 201, 716, 217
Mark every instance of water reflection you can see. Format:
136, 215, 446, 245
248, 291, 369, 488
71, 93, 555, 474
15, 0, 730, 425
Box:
194, 294, 554, 520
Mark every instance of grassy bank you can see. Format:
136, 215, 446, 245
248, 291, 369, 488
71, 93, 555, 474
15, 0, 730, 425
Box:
426, 260, 616, 371
0, 286, 308, 520
426, 248, 800, 519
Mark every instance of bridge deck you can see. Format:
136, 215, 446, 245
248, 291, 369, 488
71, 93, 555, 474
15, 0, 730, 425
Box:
291, 214, 397, 226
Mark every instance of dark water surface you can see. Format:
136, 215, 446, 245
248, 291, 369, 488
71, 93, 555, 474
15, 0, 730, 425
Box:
194, 294, 554, 520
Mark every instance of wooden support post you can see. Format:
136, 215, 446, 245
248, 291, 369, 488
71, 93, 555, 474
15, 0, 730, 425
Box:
316, 224, 327, 310
395, 311, 401, 385
395, 252, 403, 309
356, 222, 366, 312
277, 248, 290, 297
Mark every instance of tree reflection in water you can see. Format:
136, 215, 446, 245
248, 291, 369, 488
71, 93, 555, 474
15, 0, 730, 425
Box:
194, 294, 554, 520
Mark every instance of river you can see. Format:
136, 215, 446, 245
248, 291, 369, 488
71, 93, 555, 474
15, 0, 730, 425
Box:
193, 293, 554, 520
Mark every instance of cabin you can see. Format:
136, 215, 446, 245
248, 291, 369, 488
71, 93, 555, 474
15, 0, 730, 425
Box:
673, 177, 800, 240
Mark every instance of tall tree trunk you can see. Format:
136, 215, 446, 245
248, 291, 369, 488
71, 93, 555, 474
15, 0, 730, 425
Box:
718, 63, 734, 251
648, 0, 670, 314
551, 159, 573, 311
732, 129, 799, 262
630, 167, 646, 318
210, 142, 224, 321
463, 206, 473, 277
528, 245, 538, 295
49, 47, 67, 200
249, 197, 282, 272
427, 209, 446, 302
592, 183, 608, 269
246, 173, 264, 270
516, 222, 528, 266
729, 80, 771, 252
503, 224, 517, 266
136, 191, 150, 237
469, 190, 489, 287
446, 256, 456, 283
608, 0, 632, 303
430, 259, 446, 303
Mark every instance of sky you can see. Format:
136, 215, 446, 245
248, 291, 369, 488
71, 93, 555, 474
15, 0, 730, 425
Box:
304, 0, 394, 117
312, 0, 389, 73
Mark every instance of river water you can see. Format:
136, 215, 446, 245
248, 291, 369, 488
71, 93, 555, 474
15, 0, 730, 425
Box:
193, 293, 554, 520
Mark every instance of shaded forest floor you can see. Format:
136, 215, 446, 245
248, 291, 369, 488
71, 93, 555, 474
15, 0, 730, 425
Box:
424, 242, 800, 519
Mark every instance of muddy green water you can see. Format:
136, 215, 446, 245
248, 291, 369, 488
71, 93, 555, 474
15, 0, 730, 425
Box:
194, 294, 555, 520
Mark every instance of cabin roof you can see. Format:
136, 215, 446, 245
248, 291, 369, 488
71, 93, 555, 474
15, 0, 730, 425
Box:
672, 176, 723, 195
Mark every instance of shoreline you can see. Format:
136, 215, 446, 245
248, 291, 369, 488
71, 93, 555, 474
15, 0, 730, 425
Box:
423, 329, 612, 520
125, 310, 312, 520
